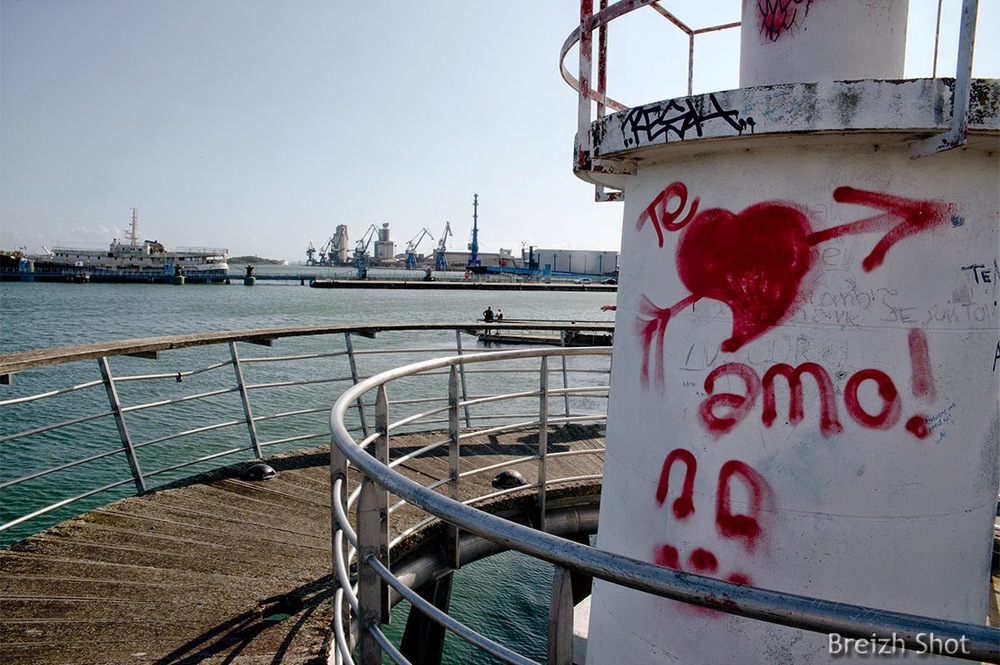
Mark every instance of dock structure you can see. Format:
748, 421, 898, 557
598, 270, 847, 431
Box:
308, 279, 615, 292
468, 324, 613, 347
0, 426, 606, 665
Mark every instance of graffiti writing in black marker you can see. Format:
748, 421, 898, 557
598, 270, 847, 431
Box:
621, 93, 755, 147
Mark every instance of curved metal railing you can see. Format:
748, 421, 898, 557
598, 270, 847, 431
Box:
0, 321, 612, 547
329, 348, 999, 664
328, 346, 612, 664
3, 324, 997, 663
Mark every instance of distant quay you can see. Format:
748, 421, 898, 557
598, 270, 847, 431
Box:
308, 278, 616, 292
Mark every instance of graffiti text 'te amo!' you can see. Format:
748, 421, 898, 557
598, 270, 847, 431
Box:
699, 329, 936, 440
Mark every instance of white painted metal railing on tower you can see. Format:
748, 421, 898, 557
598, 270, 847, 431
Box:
913, 0, 979, 157
561, 1, 741, 202
562, 0, 986, 200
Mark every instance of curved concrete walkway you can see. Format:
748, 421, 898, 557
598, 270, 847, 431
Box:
0, 425, 606, 664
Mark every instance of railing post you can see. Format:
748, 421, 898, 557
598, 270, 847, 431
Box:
345, 332, 370, 438
453, 329, 472, 427
330, 426, 353, 656
447, 365, 461, 569
547, 564, 574, 665
914, 0, 978, 157
538, 356, 549, 533
596, 0, 607, 119
357, 385, 390, 665
229, 341, 262, 458
559, 338, 571, 418
576, 0, 594, 172
98, 357, 146, 494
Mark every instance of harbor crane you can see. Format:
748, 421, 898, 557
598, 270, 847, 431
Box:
434, 221, 452, 271
467, 193, 481, 268
306, 225, 349, 266
404, 228, 434, 270
353, 224, 379, 278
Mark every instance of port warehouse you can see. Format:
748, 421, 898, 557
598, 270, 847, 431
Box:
399, 247, 620, 276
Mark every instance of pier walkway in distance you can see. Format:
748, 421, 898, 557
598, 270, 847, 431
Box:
0, 425, 606, 665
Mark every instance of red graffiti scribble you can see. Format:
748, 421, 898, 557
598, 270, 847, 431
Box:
727, 572, 751, 586
907, 328, 936, 401
905, 416, 930, 439
758, 0, 815, 42
636, 180, 700, 247
809, 187, 953, 272
716, 460, 773, 552
653, 549, 753, 617
652, 449, 774, 615
843, 369, 901, 430
689, 548, 718, 572
904, 328, 935, 439
655, 447, 697, 519
762, 362, 843, 436
637, 294, 699, 388
699, 344, 935, 440
636, 183, 953, 390
698, 363, 762, 436
654, 543, 680, 568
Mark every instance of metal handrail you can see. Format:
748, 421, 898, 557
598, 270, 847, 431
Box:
329, 348, 999, 664
329, 347, 612, 664
0, 322, 612, 546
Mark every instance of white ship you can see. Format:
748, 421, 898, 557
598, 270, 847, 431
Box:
35, 209, 229, 283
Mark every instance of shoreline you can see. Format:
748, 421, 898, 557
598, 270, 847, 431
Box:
308, 278, 616, 291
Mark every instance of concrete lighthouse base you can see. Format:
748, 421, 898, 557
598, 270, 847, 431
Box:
584, 123, 998, 664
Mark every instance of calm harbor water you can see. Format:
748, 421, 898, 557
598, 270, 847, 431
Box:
0, 274, 615, 664
0, 268, 615, 352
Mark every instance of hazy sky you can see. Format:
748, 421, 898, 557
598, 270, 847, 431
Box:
2, 1, 997, 262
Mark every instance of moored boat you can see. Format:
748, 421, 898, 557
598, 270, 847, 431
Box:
20, 209, 229, 284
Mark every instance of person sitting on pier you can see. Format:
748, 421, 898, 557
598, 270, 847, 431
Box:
482, 306, 495, 336
496, 309, 503, 322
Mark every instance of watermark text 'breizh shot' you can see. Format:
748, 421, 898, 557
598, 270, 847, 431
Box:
828, 633, 972, 658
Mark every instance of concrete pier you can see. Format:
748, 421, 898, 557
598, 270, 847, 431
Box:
0, 426, 606, 665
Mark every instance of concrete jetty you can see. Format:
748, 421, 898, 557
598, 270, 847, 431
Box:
0, 425, 606, 665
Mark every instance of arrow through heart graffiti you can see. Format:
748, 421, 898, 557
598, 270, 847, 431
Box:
635, 182, 954, 389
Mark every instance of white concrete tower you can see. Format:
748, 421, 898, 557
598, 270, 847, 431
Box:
571, 2, 1000, 663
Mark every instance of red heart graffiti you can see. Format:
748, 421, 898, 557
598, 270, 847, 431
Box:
635, 183, 953, 390
677, 202, 814, 353
636, 201, 814, 388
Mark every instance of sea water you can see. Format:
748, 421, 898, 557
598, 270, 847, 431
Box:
0, 274, 615, 664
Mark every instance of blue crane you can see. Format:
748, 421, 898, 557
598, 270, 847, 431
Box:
434, 221, 452, 271
467, 194, 481, 268
353, 224, 379, 278
405, 228, 434, 270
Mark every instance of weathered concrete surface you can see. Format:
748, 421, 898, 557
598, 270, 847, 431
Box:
580, 78, 1000, 191
0, 425, 606, 665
